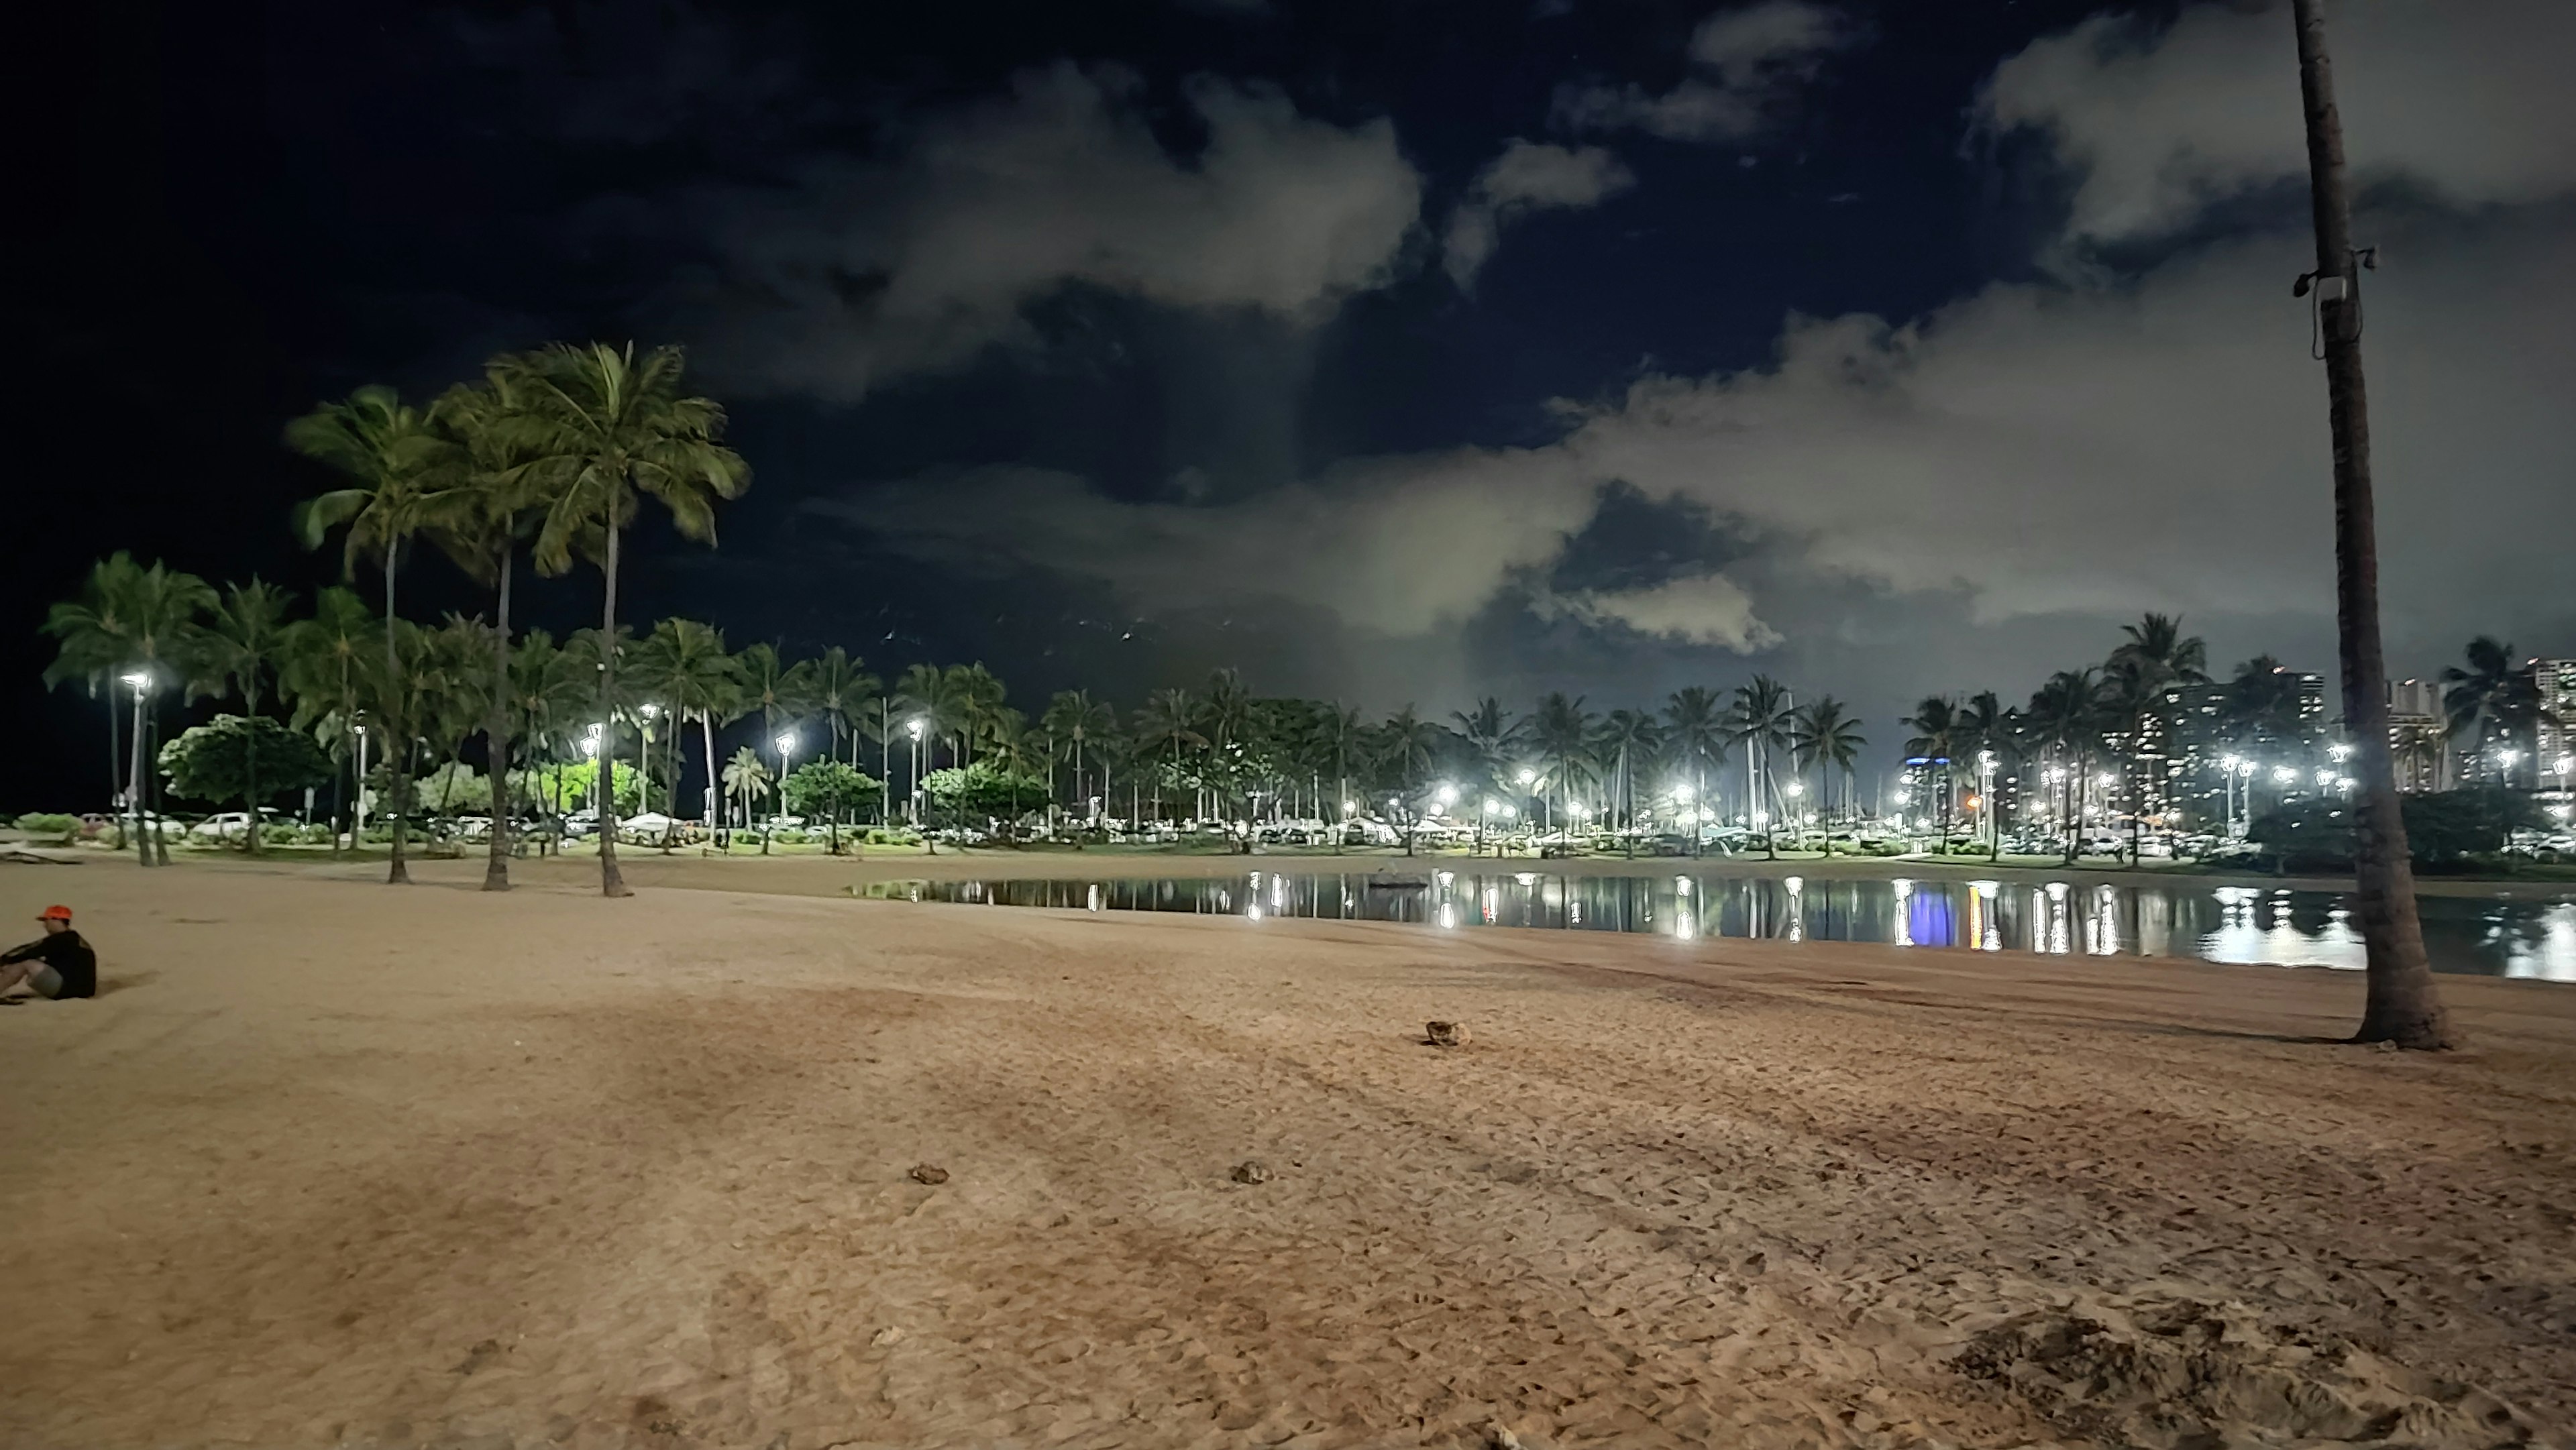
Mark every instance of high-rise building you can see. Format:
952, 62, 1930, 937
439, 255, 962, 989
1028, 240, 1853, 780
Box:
2159, 669, 2330, 830
2536, 658, 2575, 799
2385, 678, 2450, 794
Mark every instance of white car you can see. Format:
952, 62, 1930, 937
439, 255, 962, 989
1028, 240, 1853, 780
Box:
190, 809, 282, 841
619, 812, 683, 843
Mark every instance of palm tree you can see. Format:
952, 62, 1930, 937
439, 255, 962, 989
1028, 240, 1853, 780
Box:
40, 553, 218, 865
186, 579, 297, 854
1788, 697, 1865, 855
626, 618, 744, 836
505, 341, 750, 897
1200, 668, 1254, 831
502, 630, 600, 833
1042, 689, 1117, 826
1662, 685, 1728, 857
420, 372, 546, 889
278, 588, 380, 853
1593, 708, 1660, 854
1135, 688, 1205, 827
1955, 690, 2012, 858
2101, 612, 2208, 860
806, 646, 877, 770
2440, 636, 2538, 787
721, 746, 771, 834
946, 663, 1008, 770
2024, 669, 2102, 865
1373, 706, 1446, 854
2097, 659, 2165, 862
1529, 692, 1595, 850
1728, 677, 1794, 858
2222, 655, 2310, 748
2109, 612, 2210, 687
737, 643, 814, 766
288, 384, 441, 884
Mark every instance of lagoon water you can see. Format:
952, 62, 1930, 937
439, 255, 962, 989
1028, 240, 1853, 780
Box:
875, 871, 2576, 981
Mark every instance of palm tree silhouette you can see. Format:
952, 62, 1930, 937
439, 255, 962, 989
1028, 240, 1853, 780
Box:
506, 341, 749, 897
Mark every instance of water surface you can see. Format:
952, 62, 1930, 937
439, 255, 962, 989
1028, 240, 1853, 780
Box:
871, 871, 2576, 981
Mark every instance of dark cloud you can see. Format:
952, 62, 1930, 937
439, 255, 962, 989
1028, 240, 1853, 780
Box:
1442, 140, 1636, 289
837, 0, 2573, 726
1552, 0, 1858, 144
1976, 0, 2576, 256
664, 63, 1424, 401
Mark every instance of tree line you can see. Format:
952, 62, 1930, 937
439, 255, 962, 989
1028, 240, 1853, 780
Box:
38, 344, 2560, 893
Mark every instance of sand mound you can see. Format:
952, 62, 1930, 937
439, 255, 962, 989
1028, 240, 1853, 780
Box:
1960, 1296, 2539, 1447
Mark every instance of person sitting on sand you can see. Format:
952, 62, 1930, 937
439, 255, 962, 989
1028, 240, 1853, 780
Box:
0, 905, 97, 1001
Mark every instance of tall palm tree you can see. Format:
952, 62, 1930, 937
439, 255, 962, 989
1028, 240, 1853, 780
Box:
1955, 689, 2012, 858
1135, 688, 1205, 826
1373, 705, 1446, 854
421, 372, 546, 889
2109, 612, 2210, 686
40, 553, 217, 865
1789, 697, 1865, 855
1593, 708, 1660, 853
2097, 659, 2165, 862
627, 618, 745, 834
1529, 692, 1595, 848
1042, 689, 1117, 824
737, 643, 815, 765
1662, 685, 1728, 857
2025, 669, 2102, 865
806, 647, 877, 769
288, 384, 440, 884
1450, 698, 1520, 801
2440, 636, 2538, 787
186, 579, 297, 854
945, 663, 1008, 770
1901, 696, 1962, 848
1727, 677, 1794, 858
505, 341, 750, 897
503, 630, 602, 831
278, 588, 380, 854
1200, 668, 1254, 830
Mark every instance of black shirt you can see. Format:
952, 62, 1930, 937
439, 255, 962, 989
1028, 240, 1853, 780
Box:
3, 930, 95, 997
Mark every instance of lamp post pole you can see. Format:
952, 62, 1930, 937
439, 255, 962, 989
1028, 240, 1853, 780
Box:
123, 671, 152, 865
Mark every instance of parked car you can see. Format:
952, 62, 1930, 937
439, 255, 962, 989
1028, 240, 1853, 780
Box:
190, 808, 283, 842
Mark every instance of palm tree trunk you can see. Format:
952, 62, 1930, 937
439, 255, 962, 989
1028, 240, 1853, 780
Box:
483, 553, 515, 891
2292, 0, 2447, 1046
593, 522, 632, 895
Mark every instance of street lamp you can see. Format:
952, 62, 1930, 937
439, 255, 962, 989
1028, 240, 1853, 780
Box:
905, 718, 926, 824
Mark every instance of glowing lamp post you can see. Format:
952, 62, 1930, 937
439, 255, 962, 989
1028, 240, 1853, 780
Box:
120, 669, 154, 856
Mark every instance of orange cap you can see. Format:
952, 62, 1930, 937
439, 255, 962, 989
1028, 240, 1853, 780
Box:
36, 905, 72, 922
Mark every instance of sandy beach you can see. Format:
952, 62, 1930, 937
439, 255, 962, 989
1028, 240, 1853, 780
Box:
4, 858, 2570, 1449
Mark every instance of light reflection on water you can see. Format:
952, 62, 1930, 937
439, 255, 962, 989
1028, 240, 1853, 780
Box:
879, 873, 2576, 981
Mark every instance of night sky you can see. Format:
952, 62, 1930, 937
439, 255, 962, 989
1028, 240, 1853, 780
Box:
17, 0, 2573, 810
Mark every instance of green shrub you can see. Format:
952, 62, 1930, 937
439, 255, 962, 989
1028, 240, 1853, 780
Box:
299, 824, 337, 845
13, 812, 78, 838
261, 822, 303, 844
